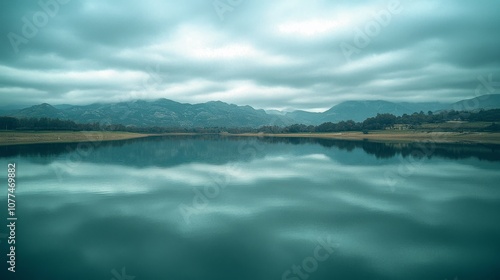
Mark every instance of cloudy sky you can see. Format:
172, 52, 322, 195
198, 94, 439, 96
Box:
1, 0, 499, 111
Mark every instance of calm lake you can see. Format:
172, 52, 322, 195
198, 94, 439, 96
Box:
1, 135, 500, 280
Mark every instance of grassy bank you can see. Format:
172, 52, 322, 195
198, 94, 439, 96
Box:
0, 131, 150, 146
230, 131, 500, 145
1, 130, 500, 146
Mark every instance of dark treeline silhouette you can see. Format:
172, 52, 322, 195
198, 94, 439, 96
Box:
0, 117, 100, 131
1, 109, 500, 134
256, 137, 500, 161
273, 109, 500, 133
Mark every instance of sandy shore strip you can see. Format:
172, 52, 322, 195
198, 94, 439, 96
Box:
1, 131, 500, 146
0, 131, 150, 146
226, 131, 500, 145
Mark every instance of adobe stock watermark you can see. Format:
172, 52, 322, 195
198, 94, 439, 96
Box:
384, 73, 499, 192
282, 236, 338, 280
111, 267, 135, 280
453, 74, 500, 111
49, 116, 121, 182
384, 141, 436, 192
212, 0, 244, 21
340, 0, 403, 62
141, 63, 164, 92
7, 0, 71, 54
127, 62, 164, 104
48, 65, 163, 182
178, 138, 265, 224
110, 63, 164, 121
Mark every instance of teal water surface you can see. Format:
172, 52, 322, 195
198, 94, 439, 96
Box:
1, 136, 500, 280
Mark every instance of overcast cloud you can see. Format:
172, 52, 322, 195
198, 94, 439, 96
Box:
1, 0, 499, 111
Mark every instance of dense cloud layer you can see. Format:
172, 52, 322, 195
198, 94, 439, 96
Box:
1, 0, 499, 111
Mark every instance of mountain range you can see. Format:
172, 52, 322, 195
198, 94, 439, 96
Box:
2, 94, 500, 128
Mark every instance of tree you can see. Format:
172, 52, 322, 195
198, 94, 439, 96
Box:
0, 117, 18, 130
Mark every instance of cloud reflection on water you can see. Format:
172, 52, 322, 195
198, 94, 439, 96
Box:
1, 136, 500, 279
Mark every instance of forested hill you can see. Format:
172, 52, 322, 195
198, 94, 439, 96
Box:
1, 109, 499, 134
2, 95, 500, 128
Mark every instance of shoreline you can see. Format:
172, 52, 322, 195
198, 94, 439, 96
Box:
0, 131, 151, 146
228, 131, 500, 145
1, 131, 500, 146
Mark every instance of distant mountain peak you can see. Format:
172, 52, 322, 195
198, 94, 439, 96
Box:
6, 99, 291, 128
451, 94, 500, 111
4, 95, 500, 127
27, 103, 58, 110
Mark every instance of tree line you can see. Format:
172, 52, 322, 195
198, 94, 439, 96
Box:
1, 109, 500, 134
260, 109, 500, 133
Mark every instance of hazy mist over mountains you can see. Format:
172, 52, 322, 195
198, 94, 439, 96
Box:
2, 0, 499, 128
3, 95, 500, 128
2, 1, 500, 111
